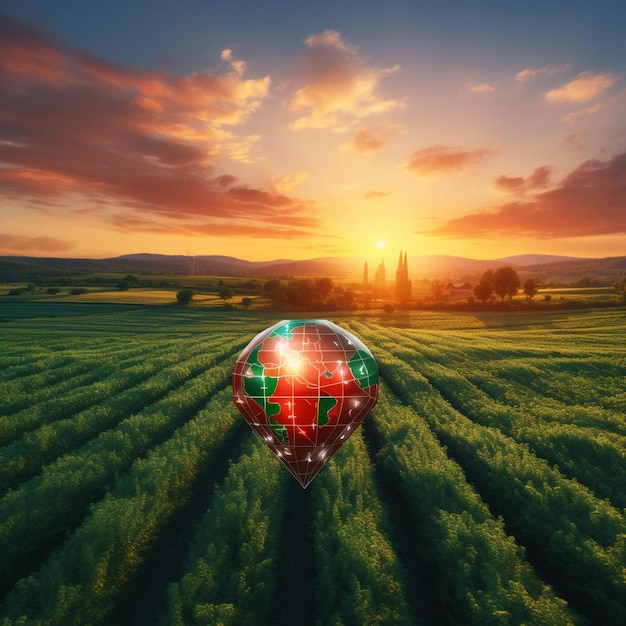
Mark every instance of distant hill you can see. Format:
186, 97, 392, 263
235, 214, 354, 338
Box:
0, 253, 624, 285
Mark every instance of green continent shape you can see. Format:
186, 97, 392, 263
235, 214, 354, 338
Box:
347, 350, 379, 388
268, 418, 289, 444
242, 344, 280, 418
317, 395, 337, 426
268, 320, 308, 339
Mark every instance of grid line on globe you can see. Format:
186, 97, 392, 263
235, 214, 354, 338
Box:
232, 320, 379, 487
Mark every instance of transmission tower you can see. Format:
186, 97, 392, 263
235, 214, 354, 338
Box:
185, 250, 199, 275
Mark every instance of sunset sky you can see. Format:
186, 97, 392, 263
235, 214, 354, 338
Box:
1, 1, 625, 263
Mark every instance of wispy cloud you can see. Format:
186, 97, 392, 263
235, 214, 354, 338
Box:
0, 14, 322, 239
465, 82, 496, 94
288, 30, 403, 131
340, 127, 396, 153
563, 87, 626, 123
515, 64, 569, 82
271, 171, 309, 194
0, 233, 76, 253
403, 145, 494, 177
544, 71, 619, 103
432, 153, 626, 237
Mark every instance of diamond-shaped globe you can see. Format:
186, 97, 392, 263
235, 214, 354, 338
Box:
232, 320, 379, 488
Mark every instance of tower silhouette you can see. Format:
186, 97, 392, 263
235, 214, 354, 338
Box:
373, 260, 386, 297
395, 250, 412, 301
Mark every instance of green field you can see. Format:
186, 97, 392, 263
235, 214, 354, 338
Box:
0, 301, 624, 625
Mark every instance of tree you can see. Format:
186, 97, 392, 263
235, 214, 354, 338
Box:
123, 275, 140, 286
286, 278, 314, 309
264, 279, 286, 305
116, 280, 130, 291
176, 289, 194, 305
523, 278, 539, 301
430, 280, 445, 300
492, 266, 520, 301
473, 270, 494, 303
216, 284, 233, 302
314, 277, 333, 300
241, 297, 253, 308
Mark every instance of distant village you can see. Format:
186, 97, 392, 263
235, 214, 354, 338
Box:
363, 251, 472, 302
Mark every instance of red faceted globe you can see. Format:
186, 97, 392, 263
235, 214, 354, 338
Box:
232, 319, 379, 487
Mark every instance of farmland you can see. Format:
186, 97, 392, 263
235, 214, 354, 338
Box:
0, 301, 624, 625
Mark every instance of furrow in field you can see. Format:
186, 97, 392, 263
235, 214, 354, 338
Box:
0, 337, 245, 494
362, 339, 626, 625
0, 339, 146, 384
0, 389, 245, 626
162, 434, 290, 626
360, 382, 578, 625
310, 429, 421, 625
0, 339, 183, 416
376, 344, 626, 510
111, 419, 250, 626
0, 348, 240, 592
363, 324, 626, 509
0, 335, 239, 447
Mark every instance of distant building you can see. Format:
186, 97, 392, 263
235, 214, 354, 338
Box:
395, 250, 412, 301
373, 260, 386, 297
363, 261, 368, 287
444, 281, 473, 300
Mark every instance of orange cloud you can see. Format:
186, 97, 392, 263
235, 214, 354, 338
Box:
515, 65, 568, 82
271, 171, 309, 194
433, 153, 626, 237
340, 127, 391, 153
288, 30, 402, 131
544, 71, 619, 103
494, 166, 552, 194
403, 145, 494, 177
0, 14, 321, 240
563, 88, 626, 124
0, 233, 76, 253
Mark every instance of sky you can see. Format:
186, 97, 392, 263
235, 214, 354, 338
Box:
0, 0, 625, 263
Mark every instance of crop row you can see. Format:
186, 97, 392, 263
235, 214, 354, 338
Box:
367, 329, 626, 510
164, 434, 289, 625
0, 388, 241, 625
0, 337, 244, 494
0, 347, 239, 588
349, 322, 626, 624
311, 430, 416, 624
0, 338, 188, 419
367, 383, 575, 624
0, 335, 239, 446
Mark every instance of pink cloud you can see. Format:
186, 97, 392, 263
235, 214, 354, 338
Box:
403, 145, 494, 177
432, 153, 626, 238
466, 82, 496, 93
0, 14, 322, 239
494, 166, 552, 194
544, 71, 619, 103
515, 65, 569, 82
342, 128, 390, 153
288, 30, 402, 131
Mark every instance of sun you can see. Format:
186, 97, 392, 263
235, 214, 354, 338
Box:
376, 240, 386, 249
